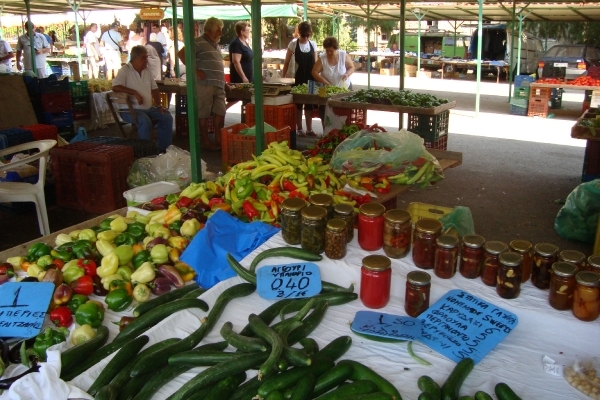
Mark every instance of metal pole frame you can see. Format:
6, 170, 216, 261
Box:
24, 0, 36, 74
516, 9, 532, 82
67, 0, 83, 75
252, 0, 265, 155
367, 0, 371, 89
167, 0, 180, 77
475, 0, 483, 116
398, 0, 405, 129
303, 0, 308, 22
411, 9, 427, 75
0, 5, 4, 39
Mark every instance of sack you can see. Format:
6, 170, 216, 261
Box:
554, 179, 600, 243
439, 206, 476, 237
70, 127, 88, 143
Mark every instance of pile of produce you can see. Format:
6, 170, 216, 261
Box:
305, 123, 369, 162
536, 76, 600, 86
343, 89, 450, 107
87, 78, 113, 93
290, 84, 309, 94
231, 83, 254, 90
291, 83, 349, 97
577, 115, 600, 136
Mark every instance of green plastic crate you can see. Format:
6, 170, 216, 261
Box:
407, 111, 449, 142
69, 81, 89, 97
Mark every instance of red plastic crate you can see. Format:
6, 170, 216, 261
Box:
77, 145, 134, 214
50, 142, 99, 209
73, 109, 91, 120
527, 98, 549, 118
424, 135, 448, 150
330, 107, 367, 126
245, 103, 296, 130
529, 87, 552, 100
21, 124, 58, 141
583, 140, 600, 175
175, 115, 214, 136
221, 123, 291, 165
41, 92, 72, 113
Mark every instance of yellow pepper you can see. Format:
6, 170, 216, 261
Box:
6, 256, 23, 270
78, 229, 97, 242
148, 210, 168, 225
55, 234, 72, 247
97, 252, 119, 278
145, 223, 163, 236
101, 274, 123, 290
27, 263, 42, 277
142, 236, 154, 249
169, 248, 181, 264
180, 218, 201, 237
164, 206, 182, 226
61, 259, 79, 272
96, 239, 116, 257
110, 216, 128, 233
130, 262, 156, 284
127, 210, 151, 225
168, 236, 189, 251
68, 230, 82, 240
174, 261, 196, 282
153, 226, 171, 240
97, 230, 119, 242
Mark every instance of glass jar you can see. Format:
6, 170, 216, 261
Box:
532, 243, 559, 289
509, 240, 533, 283
572, 271, 600, 322
548, 261, 578, 310
588, 255, 600, 273
459, 234, 485, 279
496, 252, 522, 299
412, 219, 443, 270
360, 255, 392, 309
300, 206, 328, 254
481, 241, 508, 286
405, 271, 431, 317
333, 204, 355, 243
358, 203, 386, 251
559, 250, 586, 272
434, 234, 460, 279
383, 209, 412, 259
280, 198, 306, 245
325, 219, 347, 260
309, 193, 334, 220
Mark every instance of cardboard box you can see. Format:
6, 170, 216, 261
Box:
267, 63, 280, 70
380, 58, 393, 69
417, 71, 432, 79
380, 68, 396, 76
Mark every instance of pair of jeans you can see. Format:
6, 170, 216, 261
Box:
120, 106, 173, 151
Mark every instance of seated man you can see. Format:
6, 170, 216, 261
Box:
112, 45, 173, 152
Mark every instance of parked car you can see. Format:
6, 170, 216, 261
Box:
537, 44, 600, 80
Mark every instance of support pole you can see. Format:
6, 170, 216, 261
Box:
169, 0, 179, 77
0, 5, 4, 39
252, 0, 264, 155
25, 0, 35, 74
367, 0, 370, 89
303, 0, 308, 21
475, 0, 483, 116
516, 9, 532, 84
398, 0, 405, 129
67, 0, 83, 75
411, 9, 427, 76
508, 2, 516, 101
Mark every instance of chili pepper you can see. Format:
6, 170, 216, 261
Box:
117, 266, 133, 281
173, 261, 196, 282
32, 327, 68, 361
236, 178, 254, 200
164, 206, 182, 225
211, 203, 231, 213
168, 220, 183, 232
71, 324, 96, 345
49, 306, 72, 328
67, 294, 89, 314
70, 275, 94, 296
242, 200, 260, 221
109, 280, 133, 296
50, 249, 72, 263
151, 196, 166, 206
92, 275, 109, 296
116, 316, 136, 332
175, 196, 193, 209
288, 189, 306, 200
180, 218, 201, 237
53, 283, 73, 306
27, 243, 52, 260
165, 193, 179, 204
75, 301, 104, 328
208, 197, 225, 207
132, 250, 151, 270
282, 179, 297, 192
63, 266, 85, 284
99, 218, 114, 231
114, 232, 136, 246
271, 192, 285, 205
105, 288, 133, 312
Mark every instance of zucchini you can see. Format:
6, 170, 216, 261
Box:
231, 376, 262, 400
168, 350, 242, 366
320, 281, 355, 293
227, 253, 257, 284
314, 336, 352, 361
239, 299, 296, 337
195, 341, 229, 352
118, 370, 160, 400
310, 361, 354, 398
132, 365, 193, 400
494, 383, 522, 400
278, 358, 289, 372
205, 372, 247, 400
298, 338, 319, 356
417, 375, 441, 400
289, 372, 316, 400
258, 356, 335, 397
440, 358, 475, 400
344, 393, 395, 400
60, 325, 110, 379
87, 335, 149, 396
94, 383, 119, 400
249, 313, 285, 379
337, 360, 402, 400
266, 391, 285, 400
249, 246, 323, 273
279, 292, 358, 320
457, 397, 474, 400
180, 286, 207, 299
474, 391, 493, 400
287, 300, 329, 345
316, 379, 379, 400
220, 321, 269, 352
133, 282, 201, 317
419, 394, 436, 400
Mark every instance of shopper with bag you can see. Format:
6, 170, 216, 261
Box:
100, 23, 125, 79
84, 23, 103, 79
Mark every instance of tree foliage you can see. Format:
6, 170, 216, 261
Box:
523, 21, 600, 47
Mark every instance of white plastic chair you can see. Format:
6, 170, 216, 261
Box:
0, 140, 57, 236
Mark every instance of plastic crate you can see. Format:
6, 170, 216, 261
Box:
513, 86, 530, 99
245, 103, 296, 130
583, 140, 600, 175
221, 123, 291, 165
589, 66, 600, 80
21, 124, 58, 141
82, 136, 158, 158
330, 107, 367, 126
510, 104, 528, 116
527, 98, 549, 118
42, 110, 74, 128
550, 88, 563, 109
581, 173, 600, 183
514, 75, 535, 88
23, 76, 39, 95
407, 111, 450, 142
41, 92, 72, 113
529, 87, 552, 100
595, 212, 600, 256
39, 76, 69, 94
73, 109, 91, 120
175, 94, 187, 115
541, 65, 566, 80
77, 145, 134, 214
0, 128, 34, 150
406, 202, 455, 225
69, 81, 89, 97
0, 171, 38, 184
175, 115, 214, 136
424, 135, 448, 150
71, 95, 90, 110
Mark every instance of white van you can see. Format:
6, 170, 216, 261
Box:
468, 24, 544, 77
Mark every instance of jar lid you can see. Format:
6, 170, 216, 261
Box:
334, 203, 354, 215
551, 261, 578, 278
575, 271, 600, 287
484, 240, 508, 255
407, 270, 431, 286
509, 239, 532, 254
359, 203, 385, 217
436, 234, 459, 249
282, 197, 306, 212
301, 205, 327, 220
499, 251, 522, 267
588, 255, 600, 269
327, 218, 347, 232
559, 250, 586, 264
463, 234, 485, 249
415, 218, 443, 234
362, 255, 391, 272
534, 243, 559, 257
309, 193, 333, 207
384, 209, 411, 224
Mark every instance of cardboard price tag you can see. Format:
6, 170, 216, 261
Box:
351, 311, 422, 341
0, 282, 54, 338
257, 262, 321, 300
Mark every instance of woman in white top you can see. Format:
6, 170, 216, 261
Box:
167, 26, 185, 78
127, 28, 146, 53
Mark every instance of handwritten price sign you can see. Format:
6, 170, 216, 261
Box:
351, 311, 422, 341
0, 282, 54, 338
257, 262, 321, 300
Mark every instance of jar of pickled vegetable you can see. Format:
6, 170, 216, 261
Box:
309, 193, 334, 220
460, 234, 485, 279
360, 255, 392, 309
532, 243, 559, 290
481, 241, 508, 287
405, 271, 431, 317
412, 219, 443, 270
572, 271, 600, 322
509, 240, 533, 283
588, 255, 600, 272
325, 219, 347, 260
333, 204, 355, 243
280, 198, 306, 245
434, 234, 460, 279
496, 252, 522, 299
358, 203, 386, 251
383, 209, 412, 259
301, 206, 328, 254
549, 261, 578, 310
559, 250, 586, 272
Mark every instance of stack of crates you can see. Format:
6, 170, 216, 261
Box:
582, 140, 600, 182
0, 128, 34, 150
21, 124, 58, 142
82, 136, 158, 158
39, 77, 74, 135
510, 75, 534, 116
550, 88, 564, 110
70, 81, 91, 121
174, 94, 214, 137
528, 86, 552, 118
407, 111, 450, 150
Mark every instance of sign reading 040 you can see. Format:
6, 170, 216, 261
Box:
140, 8, 165, 20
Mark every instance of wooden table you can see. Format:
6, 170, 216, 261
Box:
327, 97, 456, 116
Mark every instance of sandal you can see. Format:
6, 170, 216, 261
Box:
306, 130, 317, 137
297, 130, 306, 137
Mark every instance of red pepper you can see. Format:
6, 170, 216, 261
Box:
362, 183, 374, 192
208, 197, 225, 207
324, 175, 331, 187
176, 196, 193, 209
282, 180, 297, 192
77, 259, 97, 277
151, 196, 166, 206
70, 275, 94, 296
288, 190, 307, 200
271, 193, 285, 205
50, 306, 73, 327
242, 200, 259, 220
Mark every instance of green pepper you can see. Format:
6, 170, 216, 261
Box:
56, 241, 75, 253
126, 222, 147, 242
166, 193, 179, 204
105, 288, 133, 312
63, 266, 85, 284
50, 249, 72, 263
75, 301, 104, 328
32, 327, 68, 361
256, 189, 268, 201
72, 240, 97, 260
168, 220, 183, 232
67, 294, 89, 314
115, 232, 136, 247
27, 243, 52, 259
116, 266, 133, 281
150, 244, 169, 265
132, 250, 151, 270
113, 245, 134, 266
91, 225, 108, 235
99, 218, 114, 231
235, 177, 254, 200
36, 255, 53, 269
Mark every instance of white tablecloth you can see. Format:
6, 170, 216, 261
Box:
68, 231, 598, 400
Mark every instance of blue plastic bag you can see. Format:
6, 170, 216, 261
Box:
70, 126, 88, 143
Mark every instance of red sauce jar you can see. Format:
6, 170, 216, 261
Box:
559, 250, 586, 272
588, 255, 600, 273
405, 271, 431, 317
549, 261, 578, 310
481, 241, 508, 286
532, 243, 559, 290
358, 203, 386, 251
412, 219, 443, 270
434, 234, 460, 279
383, 209, 412, 259
460, 234, 485, 279
360, 255, 392, 309
509, 240, 533, 283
